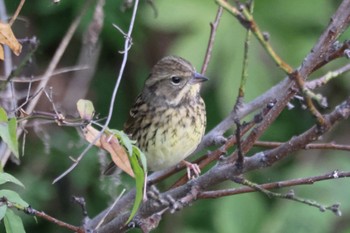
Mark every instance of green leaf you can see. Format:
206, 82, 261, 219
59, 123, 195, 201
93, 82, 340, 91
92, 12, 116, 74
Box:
119, 131, 133, 156
126, 148, 147, 223
0, 190, 29, 208
109, 129, 132, 156
4, 209, 26, 233
0, 204, 7, 220
0, 108, 19, 158
133, 146, 147, 174
7, 118, 18, 158
0, 108, 7, 121
0, 173, 25, 188
76, 99, 95, 121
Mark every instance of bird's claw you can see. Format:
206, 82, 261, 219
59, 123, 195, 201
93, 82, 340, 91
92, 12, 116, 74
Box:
182, 161, 201, 179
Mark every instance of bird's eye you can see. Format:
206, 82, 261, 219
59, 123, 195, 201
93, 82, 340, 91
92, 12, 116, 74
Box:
171, 76, 182, 85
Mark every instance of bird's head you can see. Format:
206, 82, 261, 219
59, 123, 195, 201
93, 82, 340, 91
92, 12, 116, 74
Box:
143, 56, 208, 106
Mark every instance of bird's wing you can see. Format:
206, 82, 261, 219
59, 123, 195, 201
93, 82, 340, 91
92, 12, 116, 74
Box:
123, 94, 148, 136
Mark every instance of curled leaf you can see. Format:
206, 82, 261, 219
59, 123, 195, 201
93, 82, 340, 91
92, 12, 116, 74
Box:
0, 22, 22, 60
127, 147, 147, 223
83, 125, 134, 177
77, 99, 95, 121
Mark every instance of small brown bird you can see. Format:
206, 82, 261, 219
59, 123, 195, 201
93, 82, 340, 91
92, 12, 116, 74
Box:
106, 56, 207, 177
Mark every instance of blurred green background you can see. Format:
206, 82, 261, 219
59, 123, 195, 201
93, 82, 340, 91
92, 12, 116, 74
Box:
2, 0, 350, 232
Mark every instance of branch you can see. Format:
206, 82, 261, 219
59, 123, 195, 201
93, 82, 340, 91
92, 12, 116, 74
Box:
200, 5, 223, 75
0, 65, 90, 83
307, 62, 350, 90
0, 197, 84, 233
53, 0, 139, 183
86, 96, 350, 232
85, 1, 350, 232
8, 0, 25, 26
198, 0, 350, 150
198, 170, 349, 198
215, 0, 293, 74
0, 0, 92, 167
244, 97, 350, 170
230, 176, 341, 216
254, 141, 350, 151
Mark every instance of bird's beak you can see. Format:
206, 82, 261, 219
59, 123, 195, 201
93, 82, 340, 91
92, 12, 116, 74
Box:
190, 72, 208, 84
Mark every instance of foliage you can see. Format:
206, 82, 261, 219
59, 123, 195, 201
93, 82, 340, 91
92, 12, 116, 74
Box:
0, 108, 18, 158
0, 172, 28, 233
0, 0, 350, 233
78, 99, 147, 223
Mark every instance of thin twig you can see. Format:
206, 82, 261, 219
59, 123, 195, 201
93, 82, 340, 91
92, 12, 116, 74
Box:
307, 63, 350, 90
26, 207, 85, 233
95, 189, 126, 230
0, 0, 93, 167
0, 197, 84, 233
237, 0, 253, 100
291, 71, 326, 125
53, 0, 140, 183
0, 0, 17, 163
8, 0, 25, 26
200, 6, 223, 75
199, 170, 349, 198
87, 1, 350, 230
233, 0, 255, 169
25, 2, 91, 115
254, 141, 350, 151
198, 0, 350, 153
232, 176, 341, 216
4, 38, 39, 85
0, 65, 90, 83
215, 0, 293, 74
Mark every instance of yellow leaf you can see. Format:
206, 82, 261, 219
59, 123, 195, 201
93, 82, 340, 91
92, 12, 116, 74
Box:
100, 134, 134, 177
83, 125, 134, 177
0, 22, 22, 60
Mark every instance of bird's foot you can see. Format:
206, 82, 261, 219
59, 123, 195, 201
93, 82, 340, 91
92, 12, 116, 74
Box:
181, 160, 201, 179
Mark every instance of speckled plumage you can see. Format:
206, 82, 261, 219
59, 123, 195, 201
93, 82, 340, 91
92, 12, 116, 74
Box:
107, 56, 207, 172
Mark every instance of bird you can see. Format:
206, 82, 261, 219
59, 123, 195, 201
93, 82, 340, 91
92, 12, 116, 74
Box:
105, 56, 207, 178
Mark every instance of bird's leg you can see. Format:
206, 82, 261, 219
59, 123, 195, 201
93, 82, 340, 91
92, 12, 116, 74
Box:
181, 160, 201, 179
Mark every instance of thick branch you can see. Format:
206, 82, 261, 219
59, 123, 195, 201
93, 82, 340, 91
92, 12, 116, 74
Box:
86, 1, 350, 232
87, 97, 350, 233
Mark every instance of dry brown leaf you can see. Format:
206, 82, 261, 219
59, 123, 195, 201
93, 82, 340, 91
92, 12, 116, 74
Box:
83, 125, 134, 177
0, 45, 3, 60
100, 134, 134, 177
83, 125, 102, 147
0, 22, 22, 60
